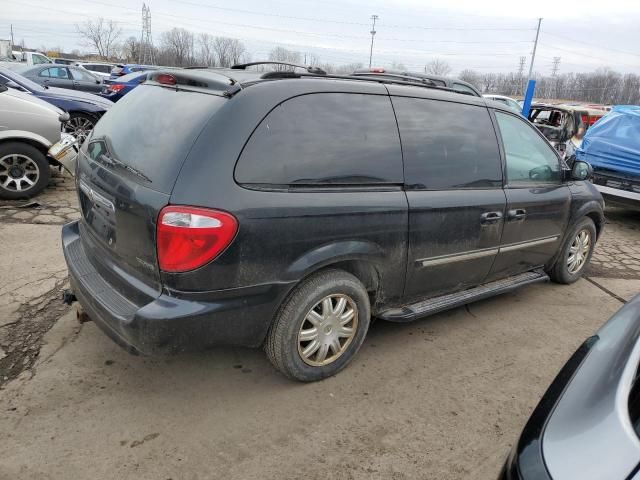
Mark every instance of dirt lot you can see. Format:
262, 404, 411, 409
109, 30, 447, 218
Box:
1, 174, 639, 480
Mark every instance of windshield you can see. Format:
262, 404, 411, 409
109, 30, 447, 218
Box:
0, 67, 44, 92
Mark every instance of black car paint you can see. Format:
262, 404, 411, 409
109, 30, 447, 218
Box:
62, 73, 604, 355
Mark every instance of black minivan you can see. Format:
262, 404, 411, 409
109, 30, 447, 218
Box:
62, 66, 604, 382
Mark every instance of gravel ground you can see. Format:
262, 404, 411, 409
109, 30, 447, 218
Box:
0, 173, 638, 480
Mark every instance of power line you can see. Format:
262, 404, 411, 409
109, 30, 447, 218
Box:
544, 32, 640, 58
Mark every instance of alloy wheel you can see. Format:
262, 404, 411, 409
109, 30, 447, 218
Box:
65, 116, 95, 143
297, 294, 358, 367
0, 154, 40, 193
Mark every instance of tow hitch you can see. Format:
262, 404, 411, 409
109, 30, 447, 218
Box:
62, 289, 76, 305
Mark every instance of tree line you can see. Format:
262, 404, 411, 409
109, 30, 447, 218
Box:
69, 17, 640, 105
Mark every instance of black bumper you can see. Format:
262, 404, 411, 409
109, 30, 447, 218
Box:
62, 220, 293, 354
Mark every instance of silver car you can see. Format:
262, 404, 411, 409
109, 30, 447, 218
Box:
0, 84, 70, 199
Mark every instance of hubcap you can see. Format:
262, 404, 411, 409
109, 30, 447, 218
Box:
567, 229, 591, 274
297, 294, 358, 367
0, 154, 39, 193
64, 116, 95, 143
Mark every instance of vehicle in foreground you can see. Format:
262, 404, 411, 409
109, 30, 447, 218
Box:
352, 67, 482, 96
62, 64, 604, 382
500, 294, 640, 480
577, 105, 640, 209
483, 94, 522, 114
99, 71, 150, 102
0, 84, 71, 199
528, 103, 605, 157
15, 65, 103, 93
0, 66, 113, 143
110, 63, 158, 79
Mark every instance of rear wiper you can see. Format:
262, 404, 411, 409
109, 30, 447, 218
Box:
98, 154, 152, 183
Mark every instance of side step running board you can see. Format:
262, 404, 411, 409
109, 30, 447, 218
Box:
378, 270, 549, 322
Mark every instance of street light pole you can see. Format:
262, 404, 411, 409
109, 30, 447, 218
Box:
369, 14, 378, 68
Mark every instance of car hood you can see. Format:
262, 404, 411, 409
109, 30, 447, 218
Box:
2, 87, 65, 116
42, 87, 114, 109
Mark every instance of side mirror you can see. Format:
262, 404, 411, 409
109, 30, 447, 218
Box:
571, 161, 592, 181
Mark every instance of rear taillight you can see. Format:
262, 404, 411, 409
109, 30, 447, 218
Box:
156, 206, 238, 273
370, 67, 385, 73
108, 84, 126, 93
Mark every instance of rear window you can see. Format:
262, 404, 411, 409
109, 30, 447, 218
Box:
88, 85, 225, 193
235, 93, 403, 186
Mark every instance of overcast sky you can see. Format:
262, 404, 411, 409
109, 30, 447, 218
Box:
3, 0, 640, 74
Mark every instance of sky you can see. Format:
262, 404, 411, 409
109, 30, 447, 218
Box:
3, 0, 640, 75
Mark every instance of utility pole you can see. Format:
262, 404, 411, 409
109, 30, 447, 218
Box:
10, 24, 15, 50
551, 56, 560, 77
527, 18, 542, 80
369, 14, 378, 68
139, 3, 155, 65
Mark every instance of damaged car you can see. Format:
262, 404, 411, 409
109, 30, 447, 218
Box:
528, 104, 604, 158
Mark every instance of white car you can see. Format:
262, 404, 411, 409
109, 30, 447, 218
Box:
11, 50, 52, 66
483, 94, 522, 114
74, 62, 115, 79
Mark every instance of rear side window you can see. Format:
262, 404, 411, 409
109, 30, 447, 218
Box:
88, 85, 226, 193
235, 93, 403, 186
393, 97, 502, 189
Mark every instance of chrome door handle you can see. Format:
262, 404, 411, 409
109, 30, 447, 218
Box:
507, 209, 527, 221
480, 211, 503, 225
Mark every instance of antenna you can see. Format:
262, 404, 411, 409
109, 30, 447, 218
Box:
139, 3, 155, 65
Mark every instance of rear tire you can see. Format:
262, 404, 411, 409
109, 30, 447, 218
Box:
547, 217, 597, 284
265, 269, 371, 382
0, 142, 50, 200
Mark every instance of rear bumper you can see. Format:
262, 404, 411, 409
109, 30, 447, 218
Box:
592, 170, 640, 209
62, 220, 293, 354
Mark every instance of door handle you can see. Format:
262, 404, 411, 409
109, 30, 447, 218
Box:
507, 208, 527, 221
480, 211, 503, 225
73, 81, 80, 86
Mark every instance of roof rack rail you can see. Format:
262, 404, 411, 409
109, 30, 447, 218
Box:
247, 70, 475, 96
231, 61, 326, 75
350, 72, 437, 86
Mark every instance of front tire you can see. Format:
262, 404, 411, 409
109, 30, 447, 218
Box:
64, 113, 96, 144
0, 142, 50, 200
265, 269, 371, 382
547, 217, 597, 284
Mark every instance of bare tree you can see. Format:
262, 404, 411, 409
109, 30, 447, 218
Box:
75, 17, 122, 59
159, 28, 194, 67
213, 37, 245, 67
120, 36, 140, 63
268, 47, 302, 70
425, 59, 452, 76
198, 33, 217, 66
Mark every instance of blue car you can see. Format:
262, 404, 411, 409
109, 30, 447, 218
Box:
100, 71, 149, 102
0, 66, 113, 143
110, 64, 157, 80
